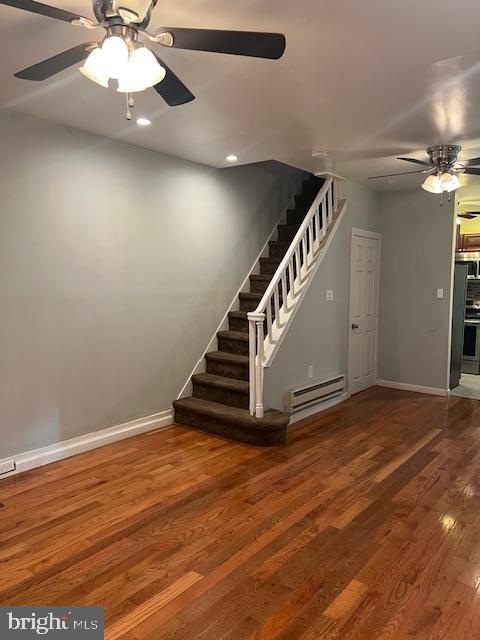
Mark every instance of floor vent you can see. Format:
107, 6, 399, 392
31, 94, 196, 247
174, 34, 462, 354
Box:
284, 375, 345, 414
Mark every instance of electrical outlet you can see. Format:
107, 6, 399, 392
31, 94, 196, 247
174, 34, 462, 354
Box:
326, 290, 334, 301
0, 459, 15, 475
308, 365, 314, 379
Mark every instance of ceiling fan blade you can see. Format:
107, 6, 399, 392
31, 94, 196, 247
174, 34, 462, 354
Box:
0, 0, 87, 22
15, 43, 95, 80
463, 167, 480, 175
464, 157, 480, 166
368, 169, 429, 180
163, 28, 286, 59
153, 57, 195, 106
396, 157, 430, 166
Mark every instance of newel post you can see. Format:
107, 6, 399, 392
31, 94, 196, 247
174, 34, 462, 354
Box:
248, 311, 265, 419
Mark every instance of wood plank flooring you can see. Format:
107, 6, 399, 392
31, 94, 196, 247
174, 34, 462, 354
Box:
1, 386, 480, 639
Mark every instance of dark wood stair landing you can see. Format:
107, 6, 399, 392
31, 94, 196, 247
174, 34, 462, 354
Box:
173, 175, 325, 446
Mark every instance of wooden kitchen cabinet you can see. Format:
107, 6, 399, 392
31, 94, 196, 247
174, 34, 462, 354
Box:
459, 233, 480, 251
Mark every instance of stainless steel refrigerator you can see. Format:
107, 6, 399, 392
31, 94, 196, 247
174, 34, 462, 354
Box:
450, 263, 468, 389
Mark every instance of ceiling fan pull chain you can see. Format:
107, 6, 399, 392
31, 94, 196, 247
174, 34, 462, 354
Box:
125, 91, 134, 120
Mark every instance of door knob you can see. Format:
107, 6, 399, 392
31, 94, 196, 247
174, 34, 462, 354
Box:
351, 323, 359, 330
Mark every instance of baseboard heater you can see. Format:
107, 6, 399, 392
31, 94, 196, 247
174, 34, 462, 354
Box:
284, 375, 346, 414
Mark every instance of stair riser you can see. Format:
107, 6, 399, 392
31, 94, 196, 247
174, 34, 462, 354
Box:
287, 209, 307, 226
206, 359, 249, 381
260, 262, 281, 276
229, 316, 248, 333
193, 383, 249, 410
277, 226, 299, 242
295, 195, 315, 209
173, 409, 287, 446
218, 336, 249, 357
250, 279, 270, 294
269, 242, 288, 258
240, 298, 260, 312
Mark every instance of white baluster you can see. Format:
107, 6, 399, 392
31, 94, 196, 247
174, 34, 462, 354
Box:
281, 272, 288, 312
322, 197, 327, 235
314, 208, 320, 253
295, 246, 301, 285
274, 286, 280, 329
301, 234, 307, 278
288, 257, 295, 302
266, 300, 273, 344
309, 219, 315, 262
328, 184, 333, 224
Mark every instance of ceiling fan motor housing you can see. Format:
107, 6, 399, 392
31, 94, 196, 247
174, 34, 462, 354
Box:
427, 145, 462, 172
93, 0, 157, 28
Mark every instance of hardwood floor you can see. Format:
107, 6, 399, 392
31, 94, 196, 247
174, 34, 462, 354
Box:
1, 386, 480, 639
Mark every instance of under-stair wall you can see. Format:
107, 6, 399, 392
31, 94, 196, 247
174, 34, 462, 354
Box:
263, 181, 381, 412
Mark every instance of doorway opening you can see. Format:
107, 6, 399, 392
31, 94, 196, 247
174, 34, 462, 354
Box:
450, 216, 480, 399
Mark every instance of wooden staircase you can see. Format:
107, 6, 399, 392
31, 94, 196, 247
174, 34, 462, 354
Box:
173, 175, 325, 446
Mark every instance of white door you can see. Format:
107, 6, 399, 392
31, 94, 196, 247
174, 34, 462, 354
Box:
348, 230, 381, 395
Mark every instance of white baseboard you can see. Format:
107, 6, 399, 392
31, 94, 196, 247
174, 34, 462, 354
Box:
289, 391, 350, 424
0, 409, 173, 479
376, 380, 448, 397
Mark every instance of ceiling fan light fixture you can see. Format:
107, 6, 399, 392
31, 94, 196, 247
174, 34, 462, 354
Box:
421, 174, 442, 194
117, 45, 165, 93
79, 47, 109, 87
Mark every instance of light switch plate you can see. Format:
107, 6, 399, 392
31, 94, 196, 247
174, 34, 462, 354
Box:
326, 290, 334, 301
308, 365, 314, 378
437, 288, 444, 300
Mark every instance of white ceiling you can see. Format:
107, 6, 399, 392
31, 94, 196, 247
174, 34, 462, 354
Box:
3, 0, 480, 197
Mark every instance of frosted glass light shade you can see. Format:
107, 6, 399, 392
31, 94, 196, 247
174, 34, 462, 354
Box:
440, 172, 461, 193
117, 46, 166, 93
100, 35, 129, 79
79, 48, 109, 87
421, 174, 442, 194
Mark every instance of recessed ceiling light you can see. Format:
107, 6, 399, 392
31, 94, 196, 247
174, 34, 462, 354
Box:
136, 117, 151, 126
226, 154, 239, 163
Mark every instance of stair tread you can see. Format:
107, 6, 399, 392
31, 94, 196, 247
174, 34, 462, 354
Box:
260, 257, 282, 264
217, 330, 249, 342
250, 274, 272, 282
205, 351, 249, 366
192, 373, 249, 394
173, 397, 289, 430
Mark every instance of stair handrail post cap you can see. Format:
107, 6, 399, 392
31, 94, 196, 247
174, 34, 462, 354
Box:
247, 312, 266, 322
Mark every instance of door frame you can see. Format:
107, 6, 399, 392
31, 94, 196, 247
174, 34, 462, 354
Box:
348, 228, 382, 395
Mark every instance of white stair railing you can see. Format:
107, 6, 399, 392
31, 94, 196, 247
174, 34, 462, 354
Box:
247, 176, 346, 418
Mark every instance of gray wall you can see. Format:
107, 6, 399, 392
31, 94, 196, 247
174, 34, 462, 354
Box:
0, 110, 307, 457
377, 189, 455, 391
264, 181, 381, 410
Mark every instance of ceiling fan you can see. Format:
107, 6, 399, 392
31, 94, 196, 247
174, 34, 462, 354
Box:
1, 0, 286, 115
369, 145, 480, 195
